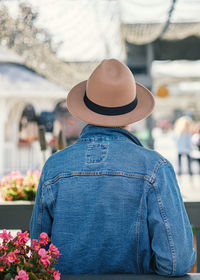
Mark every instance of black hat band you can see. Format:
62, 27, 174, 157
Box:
84, 92, 138, 116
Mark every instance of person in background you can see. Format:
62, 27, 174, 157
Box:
30, 59, 196, 276
174, 116, 193, 176
191, 122, 200, 173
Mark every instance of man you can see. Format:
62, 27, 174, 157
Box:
30, 59, 196, 275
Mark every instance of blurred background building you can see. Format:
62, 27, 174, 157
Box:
0, 0, 200, 192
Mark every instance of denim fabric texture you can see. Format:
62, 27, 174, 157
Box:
30, 125, 196, 275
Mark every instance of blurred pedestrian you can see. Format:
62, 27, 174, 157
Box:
174, 116, 193, 175
191, 122, 200, 173
30, 59, 195, 276
192, 122, 200, 151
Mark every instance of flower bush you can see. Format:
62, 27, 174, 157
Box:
0, 170, 41, 201
0, 229, 61, 280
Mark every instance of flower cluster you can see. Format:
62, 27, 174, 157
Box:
0, 170, 41, 201
0, 229, 61, 280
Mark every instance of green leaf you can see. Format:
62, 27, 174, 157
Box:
28, 272, 40, 280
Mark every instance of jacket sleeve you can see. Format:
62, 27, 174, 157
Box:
29, 169, 52, 241
147, 161, 196, 276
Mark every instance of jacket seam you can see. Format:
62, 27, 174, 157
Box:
39, 186, 44, 233
150, 158, 167, 184
151, 181, 176, 275
78, 138, 126, 143
46, 184, 56, 208
42, 171, 152, 186
136, 194, 143, 273
136, 184, 152, 273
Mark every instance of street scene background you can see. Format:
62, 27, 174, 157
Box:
0, 0, 200, 277
0, 0, 200, 200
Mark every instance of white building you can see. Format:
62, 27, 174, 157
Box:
0, 47, 67, 176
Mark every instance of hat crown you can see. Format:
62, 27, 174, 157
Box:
86, 59, 136, 107
66, 58, 155, 127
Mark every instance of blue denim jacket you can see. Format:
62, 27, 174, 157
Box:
30, 125, 196, 275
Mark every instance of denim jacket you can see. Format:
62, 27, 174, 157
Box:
30, 125, 196, 275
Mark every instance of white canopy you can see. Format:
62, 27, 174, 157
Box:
1, 0, 200, 61
0, 62, 66, 98
152, 60, 200, 79
152, 60, 200, 94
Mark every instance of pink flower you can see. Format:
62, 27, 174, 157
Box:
0, 229, 13, 241
39, 232, 49, 245
19, 192, 25, 198
14, 270, 29, 280
17, 231, 29, 244
0, 228, 60, 279
31, 239, 38, 245
38, 248, 48, 258
5, 195, 13, 201
49, 243, 60, 257
53, 271, 61, 280
33, 170, 41, 178
38, 248, 51, 268
7, 252, 16, 263
40, 232, 49, 242
14, 249, 20, 254
0, 252, 6, 262
39, 239, 45, 246
47, 268, 54, 274
1, 170, 40, 201
40, 257, 50, 268
26, 170, 32, 177
31, 239, 41, 251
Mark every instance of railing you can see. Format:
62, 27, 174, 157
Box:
60, 274, 200, 280
0, 200, 34, 231
1, 201, 200, 276
184, 202, 200, 273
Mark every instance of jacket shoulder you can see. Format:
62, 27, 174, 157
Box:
42, 145, 77, 180
135, 144, 167, 164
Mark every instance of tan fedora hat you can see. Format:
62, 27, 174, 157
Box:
67, 59, 155, 127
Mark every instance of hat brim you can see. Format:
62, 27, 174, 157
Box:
67, 80, 155, 127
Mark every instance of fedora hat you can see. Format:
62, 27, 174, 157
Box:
67, 59, 155, 127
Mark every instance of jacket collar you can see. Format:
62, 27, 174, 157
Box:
79, 124, 142, 146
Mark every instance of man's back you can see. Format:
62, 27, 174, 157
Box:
30, 125, 195, 275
